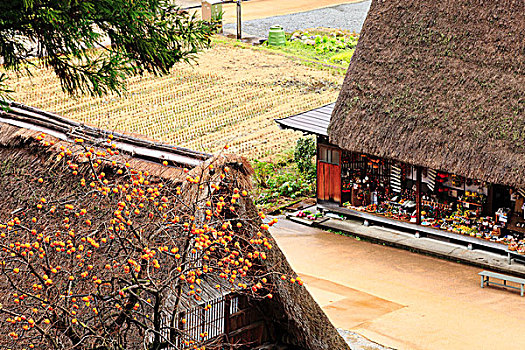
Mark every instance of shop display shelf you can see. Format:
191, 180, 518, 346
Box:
457, 200, 483, 207
319, 203, 508, 254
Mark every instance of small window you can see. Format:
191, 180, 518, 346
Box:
319, 147, 328, 162
319, 146, 340, 165
331, 150, 340, 165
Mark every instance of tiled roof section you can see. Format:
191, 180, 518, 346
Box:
275, 103, 334, 137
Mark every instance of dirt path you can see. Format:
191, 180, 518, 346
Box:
224, 1, 370, 37
270, 218, 525, 350
220, 0, 365, 23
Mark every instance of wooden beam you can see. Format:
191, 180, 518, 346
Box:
316, 139, 320, 202
227, 320, 264, 338
416, 166, 422, 225
224, 295, 231, 337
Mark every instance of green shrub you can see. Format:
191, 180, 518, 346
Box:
252, 165, 313, 205
329, 49, 355, 65
252, 160, 275, 188
294, 136, 316, 183
251, 137, 317, 206
267, 170, 312, 198
252, 148, 315, 205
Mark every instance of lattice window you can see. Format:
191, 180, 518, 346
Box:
158, 296, 226, 349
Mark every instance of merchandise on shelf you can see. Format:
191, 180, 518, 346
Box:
338, 151, 525, 253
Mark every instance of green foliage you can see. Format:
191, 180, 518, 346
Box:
0, 74, 13, 110
294, 136, 316, 183
267, 169, 312, 199
252, 159, 313, 205
252, 160, 275, 189
211, 9, 224, 33
0, 0, 215, 98
252, 138, 317, 206
263, 29, 359, 68
329, 49, 356, 65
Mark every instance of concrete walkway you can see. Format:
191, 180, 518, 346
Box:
287, 207, 525, 277
270, 218, 525, 350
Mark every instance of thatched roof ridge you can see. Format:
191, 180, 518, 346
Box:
330, 0, 525, 188
0, 105, 350, 349
1, 101, 211, 168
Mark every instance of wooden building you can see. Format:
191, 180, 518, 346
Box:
277, 0, 525, 255
0, 102, 350, 350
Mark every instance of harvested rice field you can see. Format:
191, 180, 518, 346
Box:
9, 38, 343, 159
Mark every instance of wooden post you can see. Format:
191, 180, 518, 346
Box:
416, 166, 422, 225
224, 295, 231, 340
340, 150, 343, 207
316, 137, 320, 203
236, 0, 242, 39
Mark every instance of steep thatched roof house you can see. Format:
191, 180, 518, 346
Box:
277, 0, 525, 254
0, 102, 349, 350
330, 0, 524, 189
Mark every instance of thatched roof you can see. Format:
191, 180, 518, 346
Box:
1, 101, 211, 169
0, 104, 349, 350
330, 0, 525, 188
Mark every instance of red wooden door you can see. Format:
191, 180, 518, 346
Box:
330, 163, 341, 203
317, 146, 341, 204
317, 162, 326, 201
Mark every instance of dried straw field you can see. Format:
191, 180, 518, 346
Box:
9, 40, 343, 159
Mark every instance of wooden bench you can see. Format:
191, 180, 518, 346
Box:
479, 271, 525, 297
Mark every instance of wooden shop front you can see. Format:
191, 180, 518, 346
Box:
276, 104, 525, 257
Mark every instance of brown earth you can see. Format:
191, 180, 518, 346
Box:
9, 41, 342, 160
271, 219, 525, 350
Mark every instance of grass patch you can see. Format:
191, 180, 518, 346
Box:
252, 137, 316, 212
262, 28, 359, 69
329, 50, 356, 65
326, 228, 362, 240
212, 32, 351, 75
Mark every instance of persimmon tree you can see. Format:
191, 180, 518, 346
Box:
0, 0, 215, 101
0, 134, 299, 349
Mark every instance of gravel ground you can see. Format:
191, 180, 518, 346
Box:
338, 329, 394, 350
173, 0, 201, 8
224, 0, 371, 38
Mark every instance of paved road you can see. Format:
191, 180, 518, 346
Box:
221, 0, 368, 22
224, 0, 371, 38
173, 0, 201, 8
270, 218, 525, 350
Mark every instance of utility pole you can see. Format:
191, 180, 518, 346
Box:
236, 0, 242, 40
